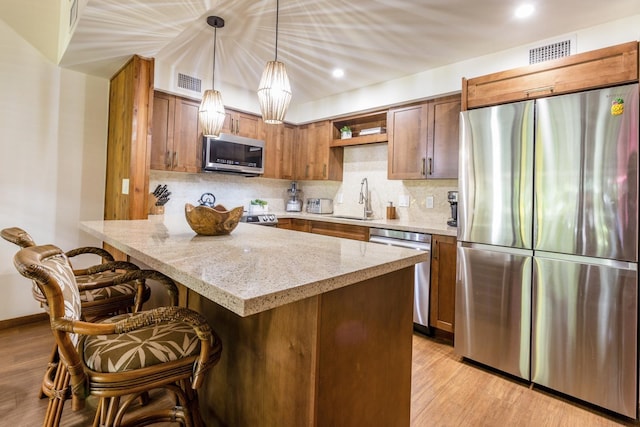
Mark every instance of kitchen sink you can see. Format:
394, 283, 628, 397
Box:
330, 215, 374, 221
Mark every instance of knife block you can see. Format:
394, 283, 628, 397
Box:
148, 193, 165, 215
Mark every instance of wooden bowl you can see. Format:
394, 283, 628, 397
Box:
184, 203, 244, 236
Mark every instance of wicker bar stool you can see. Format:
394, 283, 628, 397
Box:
13, 244, 222, 427
1, 227, 152, 404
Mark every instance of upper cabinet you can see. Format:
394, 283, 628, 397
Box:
387, 94, 461, 180
150, 91, 202, 173
262, 123, 296, 180
464, 41, 639, 110
295, 120, 343, 181
222, 109, 262, 139
330, 111, 387, 147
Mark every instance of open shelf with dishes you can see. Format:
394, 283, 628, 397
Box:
330, 111, 387, 147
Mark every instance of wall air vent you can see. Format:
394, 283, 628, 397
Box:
529, 40, 572, 64
177, 73, 202, 93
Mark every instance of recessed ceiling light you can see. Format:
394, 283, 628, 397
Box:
515, 4, 535, 18
332, 68, 345, 78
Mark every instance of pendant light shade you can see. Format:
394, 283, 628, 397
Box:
199, 16, 226, 137
199, 89, 226, 137
258, 60, 291, 124
258, 0, 291, 124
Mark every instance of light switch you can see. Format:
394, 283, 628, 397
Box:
122, 178, 129, 195
426, 195, 434, 209
398, 195, 410, 207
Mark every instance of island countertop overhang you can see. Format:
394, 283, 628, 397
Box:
80, 216, 428, 317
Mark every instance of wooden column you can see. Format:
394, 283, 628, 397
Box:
104, 55, 154, 260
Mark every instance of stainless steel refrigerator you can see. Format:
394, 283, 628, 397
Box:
455, 83, 639, 417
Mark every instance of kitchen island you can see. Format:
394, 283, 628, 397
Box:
81, 215, 428, 427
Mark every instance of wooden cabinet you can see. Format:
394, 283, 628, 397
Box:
429, 234, 457, 333
151, 91, 202, 172
276, 218, 311, 232
464, 41, 638, 109
222, 109, 262, 139
263, 123, 295, 180
309, 221, 369, 241
387, 94, 460, 180
330, 111, 387, 147
277, 219, 368, 241
295, 121, 343, 181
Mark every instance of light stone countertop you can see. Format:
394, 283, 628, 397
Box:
274, 211, 458, 237
80, 215, 428, 317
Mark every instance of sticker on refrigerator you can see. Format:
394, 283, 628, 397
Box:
610, 98, 624, 116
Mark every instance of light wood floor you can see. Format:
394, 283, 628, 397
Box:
1, 320, 637, 426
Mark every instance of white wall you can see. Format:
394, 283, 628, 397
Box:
0, 19, 110, 321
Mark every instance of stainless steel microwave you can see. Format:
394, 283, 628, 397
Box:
202, 133, 265, 176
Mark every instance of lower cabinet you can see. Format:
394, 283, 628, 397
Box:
429, 234, 457, 334
276, 218, 310, 232
309, 221, 369, 241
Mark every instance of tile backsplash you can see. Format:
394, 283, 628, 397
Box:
150, 143, 457, 227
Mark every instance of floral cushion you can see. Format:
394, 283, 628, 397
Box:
43, 253, 82, 345
76, 271, 138, 302
82, 313, 201, 373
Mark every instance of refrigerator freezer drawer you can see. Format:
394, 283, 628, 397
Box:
454, 243, 532, 380
532, 256, 638, 418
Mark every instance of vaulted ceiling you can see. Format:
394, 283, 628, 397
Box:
13, 1, 640, 109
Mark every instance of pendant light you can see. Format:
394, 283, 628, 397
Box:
257, 0, 292, 124
199, 16, 226, 137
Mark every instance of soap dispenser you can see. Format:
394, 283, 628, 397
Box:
386, 202, 397, 219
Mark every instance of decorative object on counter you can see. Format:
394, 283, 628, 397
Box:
249, 198, 269, 214
285, 181, 303, 212
340, 125, 352, 139
150, 184, 171, 215
257, 0, 291, 124
199, 16, 226, 137
185, 203, 243, 235
198, 192, 216, 208
447, 191, 458, 227
386, 201, 397, 219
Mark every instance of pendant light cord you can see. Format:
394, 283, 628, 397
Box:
212, 27, 217, 89
274, 0, 279, 61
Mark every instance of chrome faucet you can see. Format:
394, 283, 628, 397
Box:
359, 177, 373, 219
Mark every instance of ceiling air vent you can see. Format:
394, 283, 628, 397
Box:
177, 73, 202, 93
529, 40, 572, 64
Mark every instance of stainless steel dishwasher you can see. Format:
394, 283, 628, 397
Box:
369, 228, 432, 334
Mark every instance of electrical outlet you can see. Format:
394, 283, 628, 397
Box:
398, 195, 410, 207
121, 178, 129, 195
336, 192, 343, 204
426, 195, 434, 209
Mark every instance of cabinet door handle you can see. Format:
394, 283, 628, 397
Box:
173, 152, 178, 168
306, 165, 310, 178
433, 241, 439, 260
421, 158, 426, 176
428, 157, 433, 175
323, 164, 327, 178
166, 151, 171, 168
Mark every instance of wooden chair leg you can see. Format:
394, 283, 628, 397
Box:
40, 343, 60, 399
42, 361, 69, 427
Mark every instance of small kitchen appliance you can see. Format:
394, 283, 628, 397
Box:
447, 191, 458, 227
285, 181, 303, 212
306, 198, 333, 214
